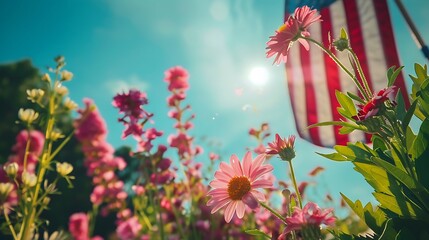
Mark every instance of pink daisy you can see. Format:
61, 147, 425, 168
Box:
266, 6, 321, 64
266, 134, 296, 161
283, 202, 336, 235
207, 152, 274, 223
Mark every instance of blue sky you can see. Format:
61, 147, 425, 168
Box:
1, 0, 428, 209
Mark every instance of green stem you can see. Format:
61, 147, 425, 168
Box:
347, 48, 373, 98
259, 201, 287, 224
48, 129, 75, 161
303, 37, 371, 101
288, 160, 303, 209
22, 129, 32, 171
3, 207, 18, 240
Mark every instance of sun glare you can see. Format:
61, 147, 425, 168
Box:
249, 67, 269, 86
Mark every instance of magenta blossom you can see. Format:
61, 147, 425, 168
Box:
353, 86, 397, 121
68, 213, 89, 240
116, 216, 142, 240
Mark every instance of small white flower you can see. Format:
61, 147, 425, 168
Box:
0, 182, 14, 202
3, 162, 19, 178
22, 172, 37, 187
18, 108, 39, 124
55, 85, 69, 96
61, 70, 73, 81
26, 89, 45, 103
56, 162, 73, 177
42, 73, 51, 83
64, 97, 78, 110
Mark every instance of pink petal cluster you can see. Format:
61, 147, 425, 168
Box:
164, 66, 189, 91
74, 99, 128, 215
282, 202, 336, 235
266, 6, 321, 64
353, 86, 397, 121
68, 213, 103, 240
207, 152, 274, 223
116, 215, 142, 240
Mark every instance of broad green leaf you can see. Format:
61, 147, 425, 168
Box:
401, 99, 418, 131
334, 144, 375, 163
336, 90, 357, 117
405, 126, 416, 153
411, 119, 429, 190
373, 192, 427, 220
245, 229, 271, 239
371, 156, 429, 212
339, 126, 355, 134
371, 135, 387, 151
395, 89, 407, 122
387, 66, 404, 87
354, 162, 392, 195
341, 194, 388, 234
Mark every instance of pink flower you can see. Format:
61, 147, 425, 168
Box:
68, 213, 89, 240
207, 152, 273, 223
353, 86, 397, 121
209, 152, 219, 161
168, 133, 193, 156
116, 216, 142, 240
13, 130, 45, 155
284, 202, 336, 234
164, 66, 189, 91
266, 6, 321, 64
74, 99, 108, 142
113, 89, 149, 119
266, 134, 296, 161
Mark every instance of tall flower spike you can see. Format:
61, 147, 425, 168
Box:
207, 152, 273, 223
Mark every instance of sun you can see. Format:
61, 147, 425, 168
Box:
249, 67, 269, 86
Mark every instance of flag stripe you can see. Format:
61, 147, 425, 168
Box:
300, 44, 322, 146
309, 21, 336, 146
287, 44, 310, 140
320, 7, 347, 145
284, 0, 410, 147
374, 0, 410, 107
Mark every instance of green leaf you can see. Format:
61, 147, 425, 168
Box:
405, 126, 416, 153
317, 151, 348, 161
307, 121, 366, 131
339, 126, 355, 134
373, 192, 427, 220
387, 66, 404, 87
347, 91, 365, 104
341, 194, 388, 234
402, 99, 418, 131
411, 119, 429, 190
244, 229, 271, 239
395, 89, 407, 122
336, 90, 357, 118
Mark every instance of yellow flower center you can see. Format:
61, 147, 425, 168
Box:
278, 23, 288, 32
227, 176, 251, 200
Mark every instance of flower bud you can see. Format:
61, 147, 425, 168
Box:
3, 162, 19, 179
42, 73, 51, 83
18, 108, 39, 124
0, 182, 14, 202
333, 28, 349, 52
22, 172, 37, 187
49, 130, 64, 141
61, 70, 73, 82
56, 162, 73, 177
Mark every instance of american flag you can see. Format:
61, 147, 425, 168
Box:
285, 0, 409, 147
